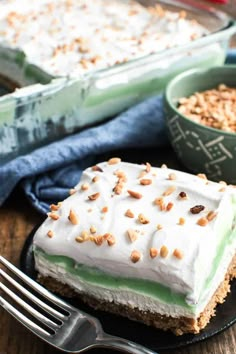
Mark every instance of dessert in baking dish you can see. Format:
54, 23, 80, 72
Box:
0, 0, 207, 84
33, 160, 236, 335
0, 0, 231, 164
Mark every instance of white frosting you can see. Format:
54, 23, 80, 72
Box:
0, 0, 207, 77
33, 161, 236, 314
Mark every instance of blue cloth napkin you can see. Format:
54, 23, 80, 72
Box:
0, 96, 168, 213
0, 49, 235, 214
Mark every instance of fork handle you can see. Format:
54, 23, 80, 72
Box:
96, 334, 158, 354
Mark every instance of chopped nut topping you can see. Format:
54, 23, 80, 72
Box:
106, 234, 116, 246
119, 176, 127, 183
207, 211, 217, 221
138, 213, 150, 224
113, 179, 125, 195
48, 212, 60, 220
101, 206, 108, 213
90, 55, 101, 64
178, 217, 185, 225
197, 217, 209, 226
177, 85, 236, 133
103, 233, 112, 240
94, 235, 104, 246
92, 176, 100, 183
114, 170, 127, 181
173, 249, 184, 259
190, 205, 205, 214
219, 181, 227, 186
168, 173, 176, 180
160, 245, 169, 258
91, 165, 103, 172
127, 229, 138, 242
80, 230, 89, 241
197, 173, 207, 180
166, 202, 174, 211
130, 250, 141, 263
68, 209, 79, 225
79, 58, 88, 69
125, 209, 135, 218
154, 197, 163, 206
75, 236, 84, 243
69, 188, 76, 195
81, 183, 89, 191
145, 162, 151, 172
157, 224, 163, 230
140, 178, 152, 185
163, 185, 176, 196
108, 157, 121, 165
88, 192, 100, 201
127, 190, 143, 199
179, 191, 188, 199
154, 197, 166, 211
90, 225, 97, 234
139, 170, 148, 179
50, 203, 61, 211
150, 248, 158, 258
47, 230, 54, 238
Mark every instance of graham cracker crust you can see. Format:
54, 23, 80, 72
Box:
38, 254, 236, 336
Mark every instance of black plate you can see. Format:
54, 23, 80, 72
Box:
20, 223, 236, 353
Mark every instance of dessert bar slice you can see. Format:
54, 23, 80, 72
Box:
33, 160, 236, 335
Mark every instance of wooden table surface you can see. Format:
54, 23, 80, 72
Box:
1, 2, 236, 354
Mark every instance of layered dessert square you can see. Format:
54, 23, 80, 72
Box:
33, 160, 236, 335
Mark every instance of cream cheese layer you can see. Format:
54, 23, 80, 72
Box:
0, 0, 207, 77
33, 160, 236, 313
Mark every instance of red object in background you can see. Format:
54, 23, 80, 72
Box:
206, 0, 229, 3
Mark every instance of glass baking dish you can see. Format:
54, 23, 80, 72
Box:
0, 0, 235, 164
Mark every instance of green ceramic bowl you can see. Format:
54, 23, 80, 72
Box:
165, 65, 236, 184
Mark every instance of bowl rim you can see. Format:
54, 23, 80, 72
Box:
165, 65, 236, 138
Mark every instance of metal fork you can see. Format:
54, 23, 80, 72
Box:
0, 256, 157, 354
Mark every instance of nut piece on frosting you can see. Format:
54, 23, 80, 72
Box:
130, 250, 141, 263
68, 209, 79, 225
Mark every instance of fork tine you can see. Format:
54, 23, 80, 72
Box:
0, 282, 60, 331
0, 268, 66, 321
0, 295, 51, 339
0, 256, 71, 312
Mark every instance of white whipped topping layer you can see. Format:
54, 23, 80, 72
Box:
0, 0, 207, 77
33, 161, 236, 309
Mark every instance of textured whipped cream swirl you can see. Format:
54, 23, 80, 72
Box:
0, 0, 207, 77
